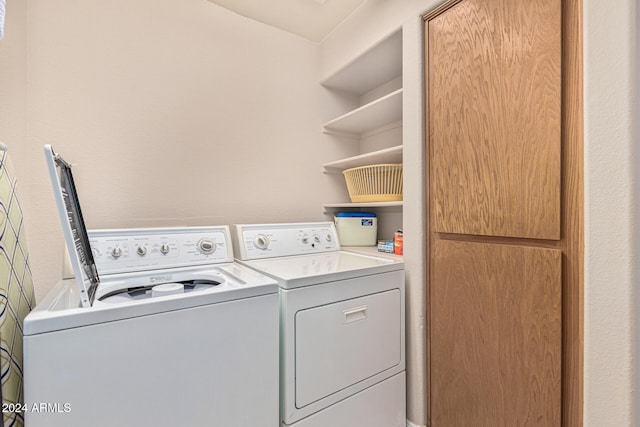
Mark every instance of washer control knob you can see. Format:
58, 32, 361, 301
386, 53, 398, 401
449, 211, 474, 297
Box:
198, 239, 216, 254
254, 234, 270, 250
313, 235, 321, 243
136, 246, 147, 256
160, 243, 170, 255
111, 247, 123, 258
300, 234, 309, 244
325, 233, 333, 242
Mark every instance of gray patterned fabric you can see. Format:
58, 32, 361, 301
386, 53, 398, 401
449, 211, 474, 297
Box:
0, 144, 35, 427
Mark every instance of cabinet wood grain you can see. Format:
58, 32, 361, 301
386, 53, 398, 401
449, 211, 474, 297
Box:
424, 0, 582, 424
559, 0, 584, 424
429, 0, 561, 240
431, 239, 561, 426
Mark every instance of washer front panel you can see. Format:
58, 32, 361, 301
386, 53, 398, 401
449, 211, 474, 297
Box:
24, 293, 280, 427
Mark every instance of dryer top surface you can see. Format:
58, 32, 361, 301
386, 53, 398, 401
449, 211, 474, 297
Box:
239, 250, 404, 289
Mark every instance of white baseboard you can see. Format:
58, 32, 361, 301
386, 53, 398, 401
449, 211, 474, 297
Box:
406, 421, 426, 427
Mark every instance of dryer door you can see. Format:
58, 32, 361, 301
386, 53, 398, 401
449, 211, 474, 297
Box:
294, 289, 401, 408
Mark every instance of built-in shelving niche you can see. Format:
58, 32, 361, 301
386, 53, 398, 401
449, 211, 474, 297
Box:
320, 29, 403, 241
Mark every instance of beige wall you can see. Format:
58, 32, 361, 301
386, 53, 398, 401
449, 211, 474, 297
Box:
14, 0, 357, 299
583, 0, 637, 425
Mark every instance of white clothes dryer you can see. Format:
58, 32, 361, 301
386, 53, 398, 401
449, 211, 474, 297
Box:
22, 146, 280, 427
233, 222, 406, 427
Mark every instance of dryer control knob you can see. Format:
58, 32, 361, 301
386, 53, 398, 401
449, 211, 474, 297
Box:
325, 233, 333, 242
160, 243, 170, 255
198, 239, 216, 254
254, 234, 270, 250
136, 246, 147, 256
111, 247, 123, 258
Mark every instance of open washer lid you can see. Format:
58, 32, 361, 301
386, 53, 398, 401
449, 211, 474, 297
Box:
44, 144, 99, 308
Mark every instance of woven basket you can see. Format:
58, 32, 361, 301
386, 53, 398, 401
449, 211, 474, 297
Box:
343, 164, 403, 203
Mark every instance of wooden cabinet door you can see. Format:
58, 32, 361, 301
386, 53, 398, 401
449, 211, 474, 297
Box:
425, 0, 582, 424
431, 240, 561, 426
428, 0, 561, 240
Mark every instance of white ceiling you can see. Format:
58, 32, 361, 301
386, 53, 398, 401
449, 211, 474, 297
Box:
206, 0, 367, 42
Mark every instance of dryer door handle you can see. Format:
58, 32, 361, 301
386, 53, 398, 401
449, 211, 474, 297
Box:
343, 305, 368, 323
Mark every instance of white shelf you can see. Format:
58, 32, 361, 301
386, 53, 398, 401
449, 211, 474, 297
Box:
342, 246, 403, 261
322, 89, 402, 137
320, 29, 404, 225
323, 201, 403, 209
323, 145, 403, 172
321, 30, 402, 95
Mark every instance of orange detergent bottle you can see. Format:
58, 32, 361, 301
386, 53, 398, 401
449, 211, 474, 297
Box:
394, 230, 403, 256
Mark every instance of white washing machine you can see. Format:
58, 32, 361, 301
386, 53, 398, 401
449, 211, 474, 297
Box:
22, 146, 280, 427
233, 222, 406, 427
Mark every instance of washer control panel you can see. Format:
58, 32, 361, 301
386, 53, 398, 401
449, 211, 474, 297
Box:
87, 226, 234, 275
234, 222, 340, 260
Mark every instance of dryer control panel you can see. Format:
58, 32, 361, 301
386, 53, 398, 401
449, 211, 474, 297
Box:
234, 222, 340, 260
87, 226, 234, 275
